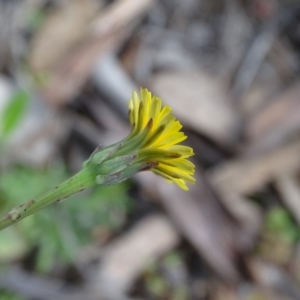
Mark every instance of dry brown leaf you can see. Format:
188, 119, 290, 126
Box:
216, 193, 262, 248
150, 71, 240, 145
245, 83, 300, 153
95, 214, 179, 295
29, 0, 101, 72
209, 139, 300, 195
39, 0, 155, 106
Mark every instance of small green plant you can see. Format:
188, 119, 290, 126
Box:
0, 165, 132, 271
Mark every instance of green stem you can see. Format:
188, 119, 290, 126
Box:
0, 167, 97, 231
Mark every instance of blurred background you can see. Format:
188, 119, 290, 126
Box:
1, 0, 300, 299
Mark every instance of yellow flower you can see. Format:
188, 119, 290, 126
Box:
86, 88, 195, 190
125, 88, 195, 190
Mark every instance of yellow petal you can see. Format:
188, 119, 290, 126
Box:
155, 164, 196, 183
126, 88, 195, 190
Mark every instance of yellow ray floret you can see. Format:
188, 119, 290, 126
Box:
127, 88, 195, 190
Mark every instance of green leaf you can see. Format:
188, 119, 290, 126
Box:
0, 90, 29, 139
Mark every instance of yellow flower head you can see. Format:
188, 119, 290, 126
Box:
125, 88, 195, 190
87, 88, 195, 190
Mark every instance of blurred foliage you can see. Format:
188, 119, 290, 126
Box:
265, 207, 300, 243
0, 164, 132, 272
26, 6, 45, 31
257, 207, 300, 265
0, 90, 29, 141
0, 290, 25, 300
